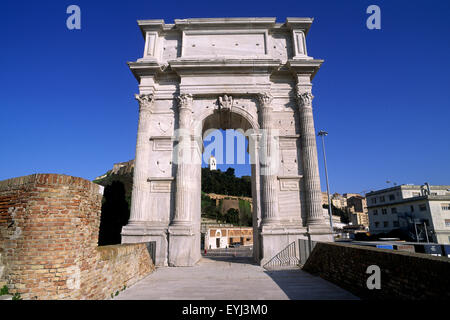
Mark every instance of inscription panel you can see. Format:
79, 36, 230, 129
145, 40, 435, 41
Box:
183, 31, 267, 57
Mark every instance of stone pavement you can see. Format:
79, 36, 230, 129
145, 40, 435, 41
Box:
115, 256, 358, 300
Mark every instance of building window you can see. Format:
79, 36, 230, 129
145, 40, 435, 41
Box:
380, 196, 385, 203
410, 205, 414, 212
442, 204, 450, 211
393, 221, 399, 227
389, 194, 395, 201
412, 192, 420, 197
419, 204, 427, 211
391, 207, 397, 214
445, 220, 450, 227
383, 221, 389, 227
382, 208, 387, 215
371, 198, 377, 204
375, 222, 380, 228
373, 209, 378, 215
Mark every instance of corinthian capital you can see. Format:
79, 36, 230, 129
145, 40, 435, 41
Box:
135, 93, 155, 112
257, 92, 273, 108
295, 87, 314, 108
177, 93, 193, 110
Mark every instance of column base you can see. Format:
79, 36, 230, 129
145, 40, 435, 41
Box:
121, 221, 169, 266
168, 225, 200, 266
307, 223, 334, 242
259, 225, 308, 267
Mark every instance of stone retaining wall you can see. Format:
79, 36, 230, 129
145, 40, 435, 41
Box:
302, 242, 450, 299
0, 174, 154, 299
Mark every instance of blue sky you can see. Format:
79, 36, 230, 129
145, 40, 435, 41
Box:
1, 0, 449, 194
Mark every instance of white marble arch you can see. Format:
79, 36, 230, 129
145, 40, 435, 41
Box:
121, 17, 333, 267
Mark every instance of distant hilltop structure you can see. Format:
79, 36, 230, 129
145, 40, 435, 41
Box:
209, 156, 216, 171
94, 159, 134, 181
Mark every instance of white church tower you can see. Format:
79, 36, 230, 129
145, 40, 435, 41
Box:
209, 156, 217, 171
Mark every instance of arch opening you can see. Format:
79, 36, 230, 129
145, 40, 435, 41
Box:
198, 109, 260, 262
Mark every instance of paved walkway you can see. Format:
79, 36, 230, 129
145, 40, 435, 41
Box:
116, 257, 358, 300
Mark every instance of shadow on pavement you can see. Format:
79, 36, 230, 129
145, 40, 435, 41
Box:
264, 268, 359, 300
201, 255, 258, 265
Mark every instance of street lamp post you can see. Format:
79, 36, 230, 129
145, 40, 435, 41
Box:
318, 130, 334, 235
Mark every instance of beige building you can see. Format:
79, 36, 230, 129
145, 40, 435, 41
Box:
367, 184, 450, 244
205, 227, 253, 249
331, 193, 347, 209
347, 195, 369, 228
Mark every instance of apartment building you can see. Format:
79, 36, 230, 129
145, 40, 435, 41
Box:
367, 184, 450, 244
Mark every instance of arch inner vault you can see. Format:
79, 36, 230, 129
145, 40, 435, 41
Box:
121, 17, 332, 266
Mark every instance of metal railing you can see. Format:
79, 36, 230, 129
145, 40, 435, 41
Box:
263, 241, 299, 269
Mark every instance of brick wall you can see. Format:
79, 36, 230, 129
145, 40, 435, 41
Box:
0, 174, 154, 300
302, 242, 450, 299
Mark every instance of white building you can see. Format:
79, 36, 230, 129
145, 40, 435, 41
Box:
209, 156, 217, 171
366, 184, 450, 244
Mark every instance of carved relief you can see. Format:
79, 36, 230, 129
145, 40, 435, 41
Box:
279, 138, 297, 150
148, 179, 173, 193
156, 159, 172, 174
157, 119, 173, 134
276, 119, 295, 135
151, 138, 173, 151
278, 178, 300, 191
218, 95, 233, 110
281, 149, 298, 175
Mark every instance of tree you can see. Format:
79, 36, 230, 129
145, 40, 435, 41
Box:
225, 208, 240, 225
201, 167, 251, 197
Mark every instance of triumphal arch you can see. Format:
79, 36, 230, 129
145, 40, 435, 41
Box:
121, 17, 332, 266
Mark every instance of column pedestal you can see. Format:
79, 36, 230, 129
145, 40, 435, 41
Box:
121, 222, 169, 266
259, 225, 308, 266
307, 225, 334, 242
168, 224, 198, 266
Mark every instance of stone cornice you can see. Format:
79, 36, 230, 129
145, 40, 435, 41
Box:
285, 17, 314, 35
136, 18, 314, 35
286, 59, 323, 80
127, 60, 162, 81
169, 58, 281, 72
174, 17, 277, 30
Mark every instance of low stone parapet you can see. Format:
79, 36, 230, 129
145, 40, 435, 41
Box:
302, 242, 450, 299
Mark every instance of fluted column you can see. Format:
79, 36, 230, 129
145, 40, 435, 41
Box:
258, 92, 280, 225
171, 93, 193, 226
296, 86, 324, 225
129, 93, 154, 222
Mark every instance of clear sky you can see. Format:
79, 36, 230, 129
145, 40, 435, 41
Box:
1, 0, 449, 195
